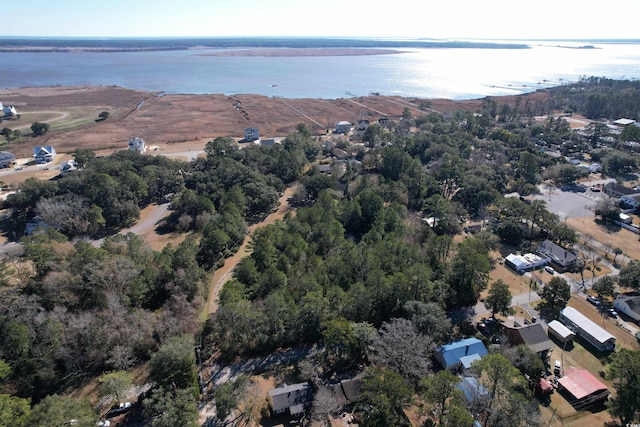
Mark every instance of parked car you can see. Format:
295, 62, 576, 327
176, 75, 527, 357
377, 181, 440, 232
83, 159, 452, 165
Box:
587, 295, 601, 306
590, 186, 601, 192
607, 308, 618, 318
545, 266, 556, 275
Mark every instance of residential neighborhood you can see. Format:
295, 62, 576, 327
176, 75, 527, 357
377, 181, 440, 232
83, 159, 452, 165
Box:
0, 79, 639, 427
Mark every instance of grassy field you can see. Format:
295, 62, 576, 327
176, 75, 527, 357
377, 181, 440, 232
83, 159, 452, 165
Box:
567, 216, 640, 263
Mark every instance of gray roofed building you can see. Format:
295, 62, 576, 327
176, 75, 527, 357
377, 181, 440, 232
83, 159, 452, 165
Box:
268, 382, 312, 416
560, 306, 616, 352
604, 182, 638, 198
537, 240, 577, 269
0, 151, 16, 168
613, 295, 640, 322
502, 318, 554, 356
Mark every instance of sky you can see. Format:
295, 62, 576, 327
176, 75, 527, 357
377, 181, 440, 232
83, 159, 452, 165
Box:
2, 0, 640, 40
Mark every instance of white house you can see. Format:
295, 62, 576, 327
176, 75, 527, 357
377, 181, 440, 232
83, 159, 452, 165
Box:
268, 383, 312, 416
0, 102, 18, 118
33, 146, 56, 164
505, 253, 549, 272
537, 240, 577, 270
244, 127, 260, 142
560, 306, 616, 352
59, 159, 78, 176
335, 121, 352, 134
128, 137, 147, 153
613, 295, 640, 322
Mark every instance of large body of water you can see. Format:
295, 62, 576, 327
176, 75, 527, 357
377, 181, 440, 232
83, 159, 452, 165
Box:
2, 40, 640, 100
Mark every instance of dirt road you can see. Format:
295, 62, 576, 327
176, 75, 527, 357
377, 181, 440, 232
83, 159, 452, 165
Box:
203, 184, 299, 319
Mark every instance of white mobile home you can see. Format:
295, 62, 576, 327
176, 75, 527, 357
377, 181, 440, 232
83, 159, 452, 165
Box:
560, 307, 615, 352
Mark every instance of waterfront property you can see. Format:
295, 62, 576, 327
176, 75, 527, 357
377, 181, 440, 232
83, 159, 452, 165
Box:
0, 151, 16, 168
244, 127, 260, 142
33, 146, 56, 164
128, 137, 147, 153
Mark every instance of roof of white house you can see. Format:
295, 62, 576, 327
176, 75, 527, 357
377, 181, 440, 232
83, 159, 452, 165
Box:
505, 253, 548, 270
615, 295, 640, 315
613, 118, 636, 126
561, 306, 615, 345
548, 320, 575, 340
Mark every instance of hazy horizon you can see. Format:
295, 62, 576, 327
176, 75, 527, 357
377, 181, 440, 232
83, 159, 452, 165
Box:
3, 0, 640, 40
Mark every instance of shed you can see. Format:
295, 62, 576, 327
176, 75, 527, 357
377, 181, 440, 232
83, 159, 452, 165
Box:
560, 307, 615, 352
557, 367, 609, 408
547, 320, 575, 344
435, 337, 488, 371
331, 377, 362, 408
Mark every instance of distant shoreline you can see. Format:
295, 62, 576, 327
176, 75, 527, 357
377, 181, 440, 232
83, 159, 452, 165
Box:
0, 37, 531, 53
195, 48, 406, 57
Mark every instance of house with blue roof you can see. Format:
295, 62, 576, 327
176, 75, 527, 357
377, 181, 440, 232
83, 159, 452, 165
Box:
435, 337, 488, 370
457, 377, 489, 403
34, 146, 56, 164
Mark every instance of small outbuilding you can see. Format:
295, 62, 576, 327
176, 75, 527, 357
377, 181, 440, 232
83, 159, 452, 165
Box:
547, 320, 576, 345
457, 377, 488, 403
